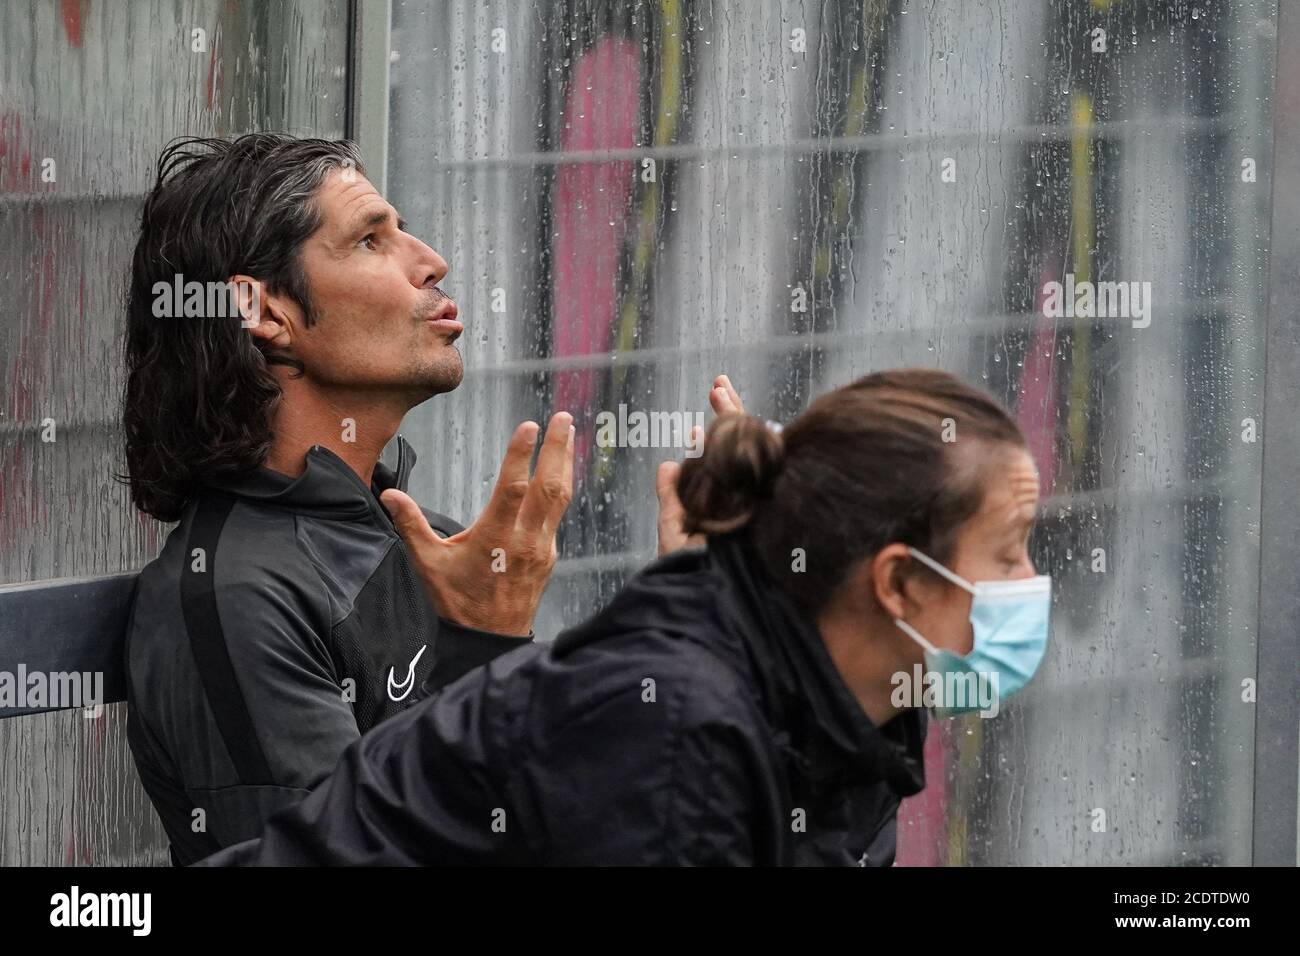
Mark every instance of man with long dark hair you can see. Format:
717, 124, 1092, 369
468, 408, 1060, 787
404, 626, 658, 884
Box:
121, 133, 575, 864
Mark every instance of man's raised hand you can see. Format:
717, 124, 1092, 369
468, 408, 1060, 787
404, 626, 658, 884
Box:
381, 412, 574, 636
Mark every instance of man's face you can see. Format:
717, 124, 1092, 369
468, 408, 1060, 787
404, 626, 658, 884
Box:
289, 169, 463, 399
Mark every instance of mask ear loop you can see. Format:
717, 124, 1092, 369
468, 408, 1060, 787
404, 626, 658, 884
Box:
906, 547, 978, 595
894, 616, 940, 655
893, 547, 977, 655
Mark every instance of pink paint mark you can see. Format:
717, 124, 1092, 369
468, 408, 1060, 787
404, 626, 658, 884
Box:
206, 41, 219, 109
60, 0, 83, 48
552, 37, 642, 479
0, 111, 34, 188
895, 716, 948, 866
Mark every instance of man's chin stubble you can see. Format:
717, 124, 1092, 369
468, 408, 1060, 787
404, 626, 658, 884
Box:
411, 350, 464, 399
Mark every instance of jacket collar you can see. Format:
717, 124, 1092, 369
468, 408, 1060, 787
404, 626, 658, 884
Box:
706, 530, 926, 796
204, 435, 418, 521
555, 529, 926, 796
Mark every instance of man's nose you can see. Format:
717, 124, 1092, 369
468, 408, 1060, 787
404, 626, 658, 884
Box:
412, 239, 448, 287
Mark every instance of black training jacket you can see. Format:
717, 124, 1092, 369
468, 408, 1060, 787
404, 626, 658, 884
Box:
125, 436, 532, 866
201, 527, 928, 866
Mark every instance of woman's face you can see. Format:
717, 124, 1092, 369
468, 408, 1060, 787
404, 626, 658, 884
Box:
905, 444, 1041, 657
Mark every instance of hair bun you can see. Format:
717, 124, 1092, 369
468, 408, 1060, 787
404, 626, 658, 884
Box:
676, 414, 785, 535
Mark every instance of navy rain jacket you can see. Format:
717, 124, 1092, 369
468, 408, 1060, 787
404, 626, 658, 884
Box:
126, 436, 532, 865
202, 527, 928, 866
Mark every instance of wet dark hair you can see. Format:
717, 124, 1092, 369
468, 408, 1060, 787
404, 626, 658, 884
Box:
121, 133, 363, 521
677, 367, 1029, 614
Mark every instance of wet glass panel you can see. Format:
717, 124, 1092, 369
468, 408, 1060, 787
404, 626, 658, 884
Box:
388, 0, 1273, 865
0, 0, 350, 865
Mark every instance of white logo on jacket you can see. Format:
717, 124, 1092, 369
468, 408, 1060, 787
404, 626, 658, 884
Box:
387, 644, 428, 702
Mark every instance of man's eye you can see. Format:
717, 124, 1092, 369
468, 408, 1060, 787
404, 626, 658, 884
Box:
359, 234, 377, 250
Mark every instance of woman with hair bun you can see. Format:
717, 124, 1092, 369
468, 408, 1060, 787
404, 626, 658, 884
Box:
203, 367, 1051, 867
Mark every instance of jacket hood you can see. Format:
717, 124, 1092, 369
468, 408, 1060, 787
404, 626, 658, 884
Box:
557, 529, 927, 798
204, 435, 417, 522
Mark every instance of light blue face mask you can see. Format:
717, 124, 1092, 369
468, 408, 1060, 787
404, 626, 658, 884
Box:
893, 547, 1051, 719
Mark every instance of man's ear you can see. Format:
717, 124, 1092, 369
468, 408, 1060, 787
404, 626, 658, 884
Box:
869, 543, 916, 620
230, 275, 293, 349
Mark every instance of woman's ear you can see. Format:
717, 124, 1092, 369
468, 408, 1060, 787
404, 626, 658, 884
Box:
870, 543, 915, 620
